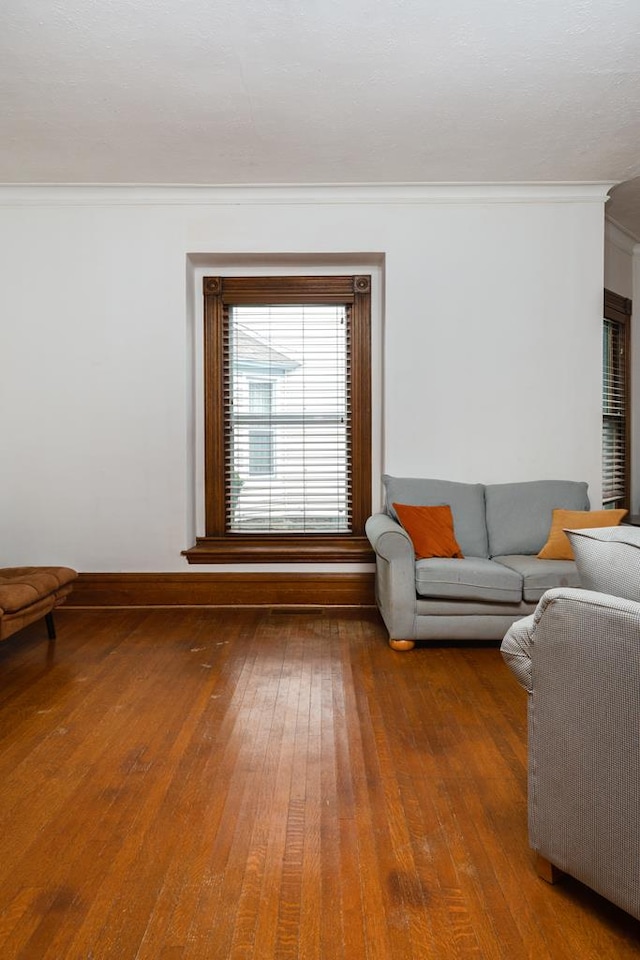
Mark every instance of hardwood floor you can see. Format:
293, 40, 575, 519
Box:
0, 608, 638, 959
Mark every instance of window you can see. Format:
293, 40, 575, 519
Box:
185, 275, 373, 562
249, 380, 274, 415
246, 382, 275, 477
248, 430, 274, 477
602, 289, 631, 511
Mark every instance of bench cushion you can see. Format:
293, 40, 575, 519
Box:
0, 567, 78, 614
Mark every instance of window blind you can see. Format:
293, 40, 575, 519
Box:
224, 303, 352, 534
602, 316, 627, 508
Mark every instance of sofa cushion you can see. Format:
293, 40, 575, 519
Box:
392, 503, 464, 559
485, 480, 589, 557
565, 526, 640, 601
383, 476, 488, 558
414, 557, 522, 602
537, 508, 627, 559
492, 555, 581, 602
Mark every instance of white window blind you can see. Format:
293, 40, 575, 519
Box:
602, 316, 627, 508
225, 303, 351, 534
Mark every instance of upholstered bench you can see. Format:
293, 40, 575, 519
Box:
0, 567, 78, 642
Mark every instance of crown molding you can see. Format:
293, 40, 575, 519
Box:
0, 181, 614, 207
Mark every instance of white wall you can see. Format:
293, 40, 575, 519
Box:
634, 249, 640, 514
604, 220, 635, 299
0, 184, 608, 572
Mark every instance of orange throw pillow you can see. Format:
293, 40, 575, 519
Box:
537, 508, 627, 560
392, 503, 464, 560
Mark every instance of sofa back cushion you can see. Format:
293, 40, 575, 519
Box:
485, 480, 589, 557
565, 526, 640, 601
382, 475, 489, 558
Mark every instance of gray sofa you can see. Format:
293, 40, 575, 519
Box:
501, 526, 640, 920
365, 476, 588, 650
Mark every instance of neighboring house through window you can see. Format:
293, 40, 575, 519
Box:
602, 289, 631, 511
184, 275, 372, 562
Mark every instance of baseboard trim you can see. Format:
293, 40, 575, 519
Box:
67, 572, 376, 608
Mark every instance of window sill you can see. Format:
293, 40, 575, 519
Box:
183, 536, 374, 564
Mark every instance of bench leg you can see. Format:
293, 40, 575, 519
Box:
45, 612, 56, 641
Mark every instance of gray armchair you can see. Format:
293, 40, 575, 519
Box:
501, 582, 640, 920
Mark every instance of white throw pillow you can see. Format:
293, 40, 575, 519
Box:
565, 525, 640, 601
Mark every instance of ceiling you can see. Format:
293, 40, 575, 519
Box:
2, 0, 640, 237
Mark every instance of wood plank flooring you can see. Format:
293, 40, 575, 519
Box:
0, 608, 638, 959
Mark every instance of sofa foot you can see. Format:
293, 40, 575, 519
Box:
536, 853, 563, 884
388, 638, 415, 652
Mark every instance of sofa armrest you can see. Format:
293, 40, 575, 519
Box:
500, 587, 575, 691
365, 513, 417, 643
365, 512, 412, 558
500, 586, 627, 691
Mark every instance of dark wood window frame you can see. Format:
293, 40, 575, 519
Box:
603, 288, 631, 511
184, 275, 373, 563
